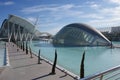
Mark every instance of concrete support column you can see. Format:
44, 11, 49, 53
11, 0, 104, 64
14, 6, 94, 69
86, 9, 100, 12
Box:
13, 23, 17, 41
7, 21, 9, 42
17, 25, 20, 41
19, 27, 24, 41
8, 22, 15, 42
7, 21, 13, 42
8, 33, 12, 42
25, 33, 29, 41
30, 34, 34, 41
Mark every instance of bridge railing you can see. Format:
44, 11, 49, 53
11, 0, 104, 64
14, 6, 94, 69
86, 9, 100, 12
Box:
80, 65, 120, 80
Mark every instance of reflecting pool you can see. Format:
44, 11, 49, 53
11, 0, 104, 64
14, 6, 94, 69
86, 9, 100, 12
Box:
30, 41, 120, 77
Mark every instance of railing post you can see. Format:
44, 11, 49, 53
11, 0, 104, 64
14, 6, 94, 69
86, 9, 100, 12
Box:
50, 49, 57, 75
29, 46, 33, 58
80, 51, 85, 79
100, 74, 103, 80
38, 49, 41, 64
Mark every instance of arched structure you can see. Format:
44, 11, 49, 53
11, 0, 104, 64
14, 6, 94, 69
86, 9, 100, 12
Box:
0, 14, 36, 42
53, 23, 111, 46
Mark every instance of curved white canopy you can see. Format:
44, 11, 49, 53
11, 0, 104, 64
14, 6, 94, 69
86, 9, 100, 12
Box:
8, 14, 35, 33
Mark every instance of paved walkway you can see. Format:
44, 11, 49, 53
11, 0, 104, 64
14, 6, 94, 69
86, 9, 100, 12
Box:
0, 42, 76, 80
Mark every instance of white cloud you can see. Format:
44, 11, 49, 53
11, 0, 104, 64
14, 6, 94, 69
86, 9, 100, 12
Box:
85, 1, 100, 9
80, 14, 104, 19
88, 18, 120, 24
86, 1, 96, 4
100, 6, 120, 17
21, 4, 75, 13
21, 4, 84, 19
90, 4, 100, 9
21, 4, 84, 23
108, 0, 120, 4
87, 1, 120, 27
21, 4, 103, 20
21, 3, 120, 34
88, 17, 120, 28
0, 1, 14, 6
4, 1, 14, 5
21, 4, 106, 35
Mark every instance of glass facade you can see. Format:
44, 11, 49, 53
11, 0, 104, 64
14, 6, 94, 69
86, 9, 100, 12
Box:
53, 23, 111, 46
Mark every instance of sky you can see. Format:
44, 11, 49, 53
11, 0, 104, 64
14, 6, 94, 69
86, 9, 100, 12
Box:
0, 0, 120, 35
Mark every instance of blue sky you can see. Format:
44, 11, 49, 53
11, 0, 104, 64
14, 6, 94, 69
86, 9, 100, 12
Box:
0, 0, 120, 35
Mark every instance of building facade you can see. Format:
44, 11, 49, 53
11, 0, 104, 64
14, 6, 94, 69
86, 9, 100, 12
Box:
53, 23, 111, 46
0, 14, 37, 42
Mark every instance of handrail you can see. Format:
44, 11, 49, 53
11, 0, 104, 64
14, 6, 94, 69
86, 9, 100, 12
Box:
80, 65, 120, 80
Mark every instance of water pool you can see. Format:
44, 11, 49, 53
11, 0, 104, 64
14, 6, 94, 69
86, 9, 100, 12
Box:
30, 41, 120, 77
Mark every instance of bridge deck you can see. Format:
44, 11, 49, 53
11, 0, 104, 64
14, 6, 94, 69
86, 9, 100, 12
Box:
0, 42, 75, 80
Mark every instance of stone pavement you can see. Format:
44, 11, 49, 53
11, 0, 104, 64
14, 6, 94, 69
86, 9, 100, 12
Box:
0, 42, 76, 80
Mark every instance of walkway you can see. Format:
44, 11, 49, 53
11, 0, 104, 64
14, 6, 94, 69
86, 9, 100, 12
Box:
0, 42, 76, 80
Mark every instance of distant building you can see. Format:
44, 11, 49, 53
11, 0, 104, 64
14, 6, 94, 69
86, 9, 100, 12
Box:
98, 26, 120, 41
98, 27, 111, 33
53, 23, 111, 46
98, 26, 120, 33
111, 26, 120, 33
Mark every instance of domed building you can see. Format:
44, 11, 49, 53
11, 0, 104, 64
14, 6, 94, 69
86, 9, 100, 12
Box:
53, 23, 111, 46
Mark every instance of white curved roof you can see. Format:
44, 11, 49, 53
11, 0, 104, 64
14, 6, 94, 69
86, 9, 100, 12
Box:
65, 23, 111, 43
54, 23, 111, 46
8, 14, 35, 33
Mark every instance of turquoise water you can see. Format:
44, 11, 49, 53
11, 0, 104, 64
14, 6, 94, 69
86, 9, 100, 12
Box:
0, 41, 5, 67
30, 41, 120, 77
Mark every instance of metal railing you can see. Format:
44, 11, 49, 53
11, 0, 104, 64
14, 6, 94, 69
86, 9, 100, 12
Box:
80, 65, 120, 80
